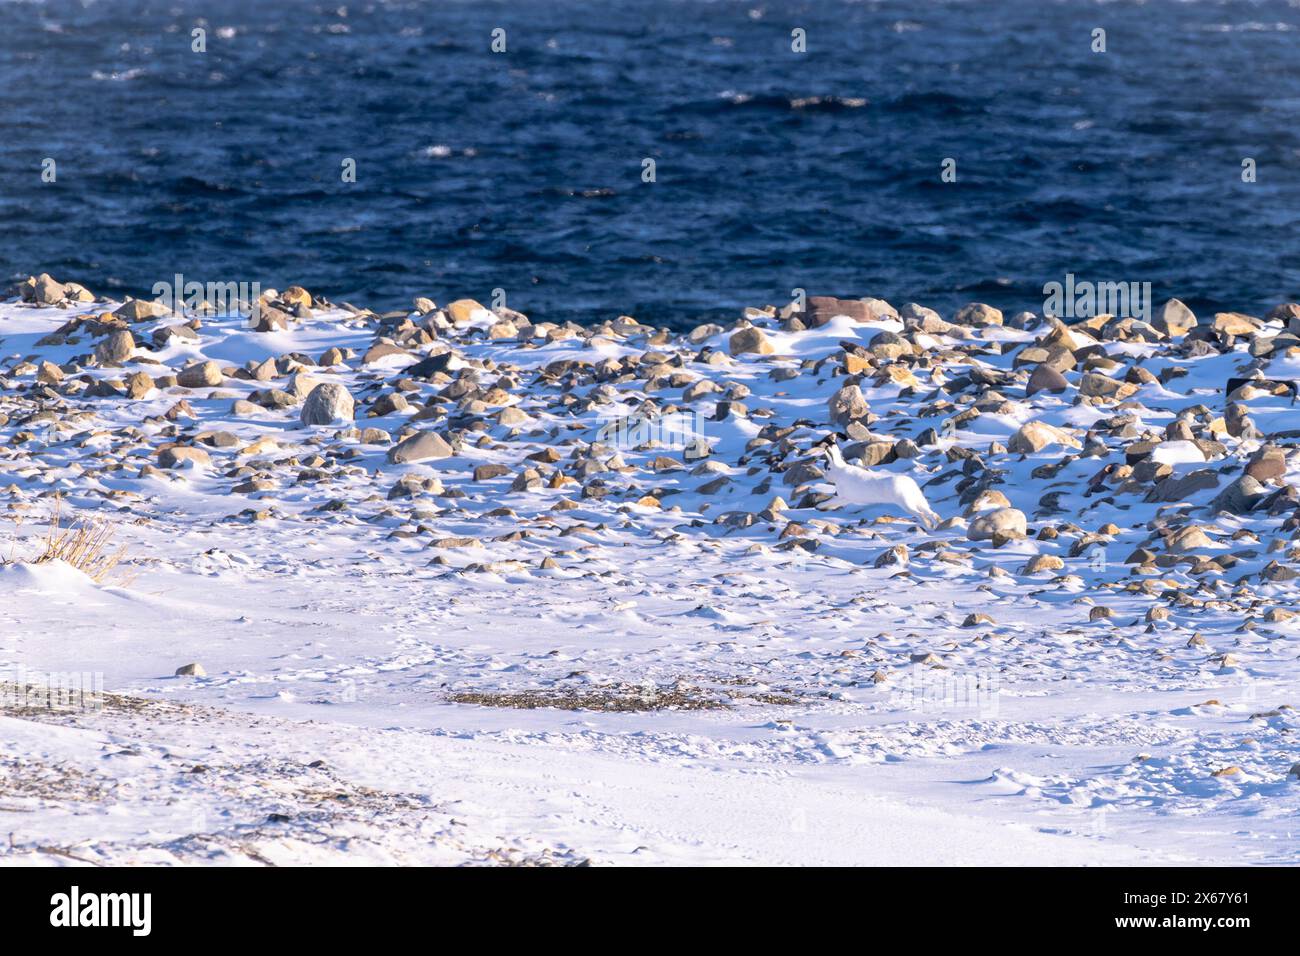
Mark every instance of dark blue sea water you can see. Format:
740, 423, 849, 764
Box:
1, 0, 1299, 329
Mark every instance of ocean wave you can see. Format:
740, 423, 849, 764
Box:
4, 0, 1298, 329
90, 68, 147, 82
1199, 21, 1296, 32
687, 92, 869, 113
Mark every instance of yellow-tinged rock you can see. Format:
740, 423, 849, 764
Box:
1212, 312, 1262, 336
728, 326, 775, 356
446, 299, 488, 325
1040, 319, 1083, 352
281, 286, 311, 309
843, 352, 873, 375
1021, 554, 1064, 574
1077, 313, 1113, 333
878, 364, 920, 388
1007, 420, 1082, 454
241, 436, 281, 457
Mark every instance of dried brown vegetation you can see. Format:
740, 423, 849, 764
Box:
448, 680, 799, 713
7, 496, 128, 583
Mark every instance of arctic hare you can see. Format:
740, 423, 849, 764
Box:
822, 444, 940, 530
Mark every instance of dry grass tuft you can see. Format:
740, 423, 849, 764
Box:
447, 679, 800, 713
27, 496, 128, 583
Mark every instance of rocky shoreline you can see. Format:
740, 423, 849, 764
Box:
4, 272, 1300, 862
9, 271, 1300, 647
8, 274, 1300, 538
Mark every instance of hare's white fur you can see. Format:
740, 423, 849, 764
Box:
822, 444, 940, 530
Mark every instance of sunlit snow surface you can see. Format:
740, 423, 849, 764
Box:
0, 298, 1297, 866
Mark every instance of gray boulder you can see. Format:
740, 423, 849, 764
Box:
387, 429, 453, 464
300, 383, 355, 425
1212, 475, 1266, 515
968, 507, 1028, 542
95, 329, 135, 365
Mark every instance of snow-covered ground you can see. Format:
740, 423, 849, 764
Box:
1, 284, 1298, 865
